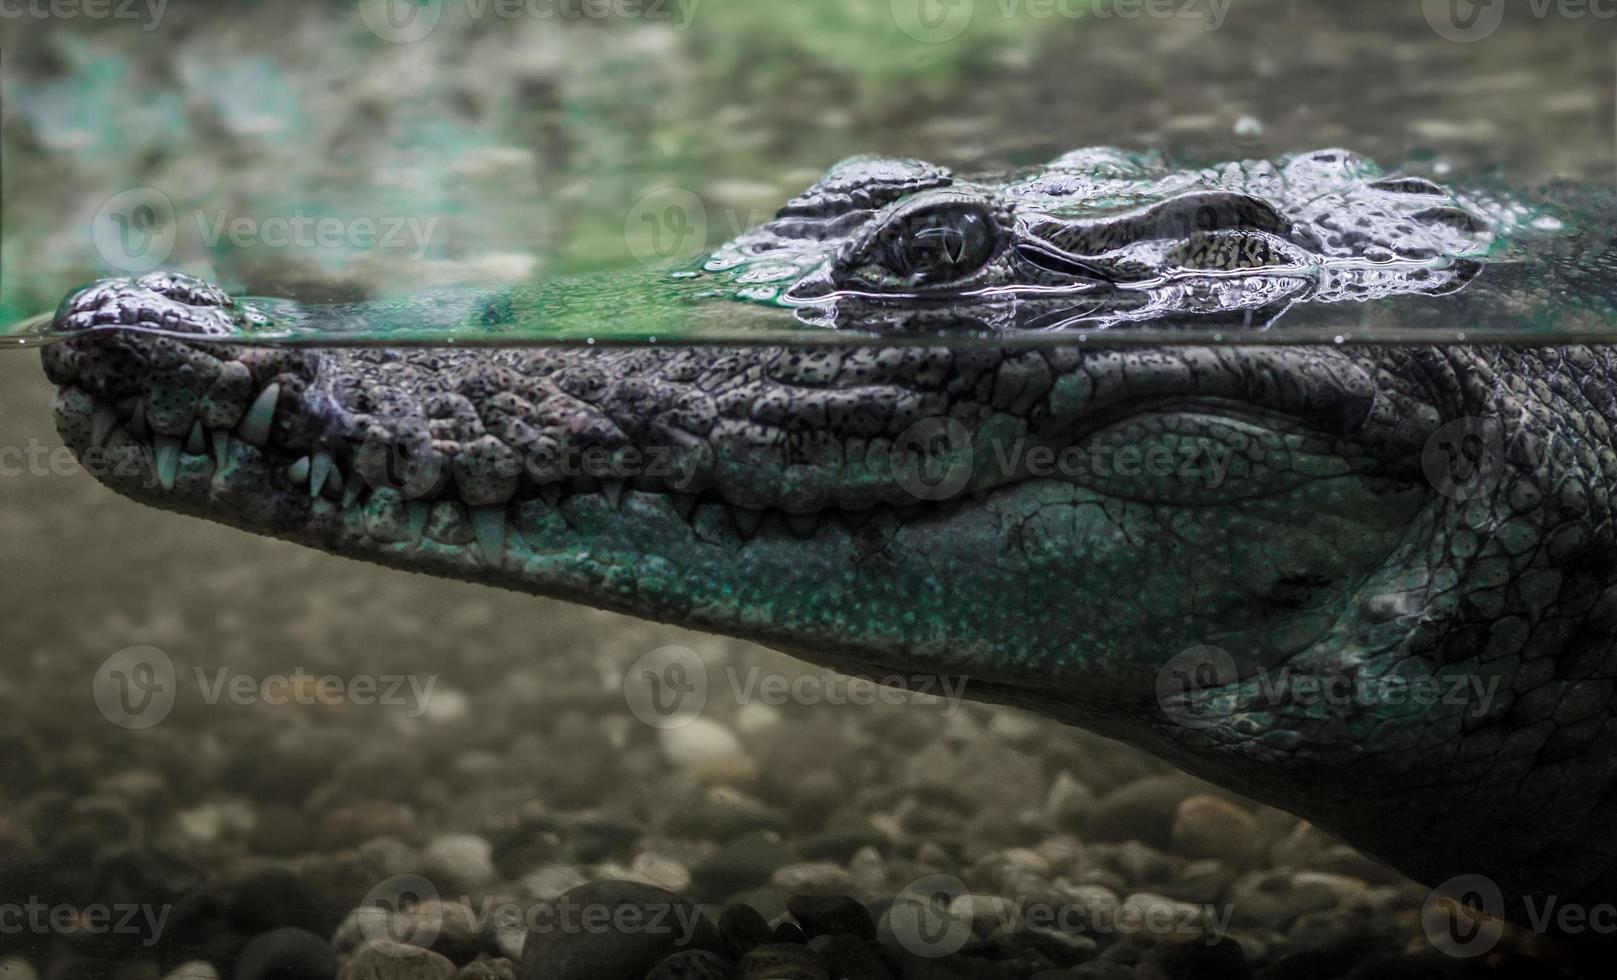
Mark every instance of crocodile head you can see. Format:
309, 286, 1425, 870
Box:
708, 147, 1489, 330
43, 151, 1617, 925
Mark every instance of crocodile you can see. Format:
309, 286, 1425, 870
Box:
39, 149, 1617, 946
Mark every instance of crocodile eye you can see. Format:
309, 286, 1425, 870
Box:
840, 201, 1000, 292
881, 205, 997, 287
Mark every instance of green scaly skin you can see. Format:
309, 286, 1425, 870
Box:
39, 150, 1617, 942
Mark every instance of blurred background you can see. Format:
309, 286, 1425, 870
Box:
0, 1, 1613, 977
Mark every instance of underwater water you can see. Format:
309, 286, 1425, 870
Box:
2, 1, 1617, 978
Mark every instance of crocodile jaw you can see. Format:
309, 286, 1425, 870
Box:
43, 273, 1444, 737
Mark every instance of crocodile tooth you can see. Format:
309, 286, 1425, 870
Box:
599, 479, 625, 509
185, 421, 206, 455
310, 450, 335, 498
288, 456, 312, 485
154, 436, 181, 490
786, 512, 820, 539
732, 506, 764, 540
342, 478, 363, 510
237, 383, 280, 447
90, 406, 118, 448
540, 484, 562, 508
667, 493, 698, 522
128, 399, 149, 441
211, 430, 230, 470
407, 501, 430, 542
473, 506, 506, 566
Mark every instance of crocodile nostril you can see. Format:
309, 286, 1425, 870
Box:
52, 273, 243, 339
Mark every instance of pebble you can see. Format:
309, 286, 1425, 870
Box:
424, 834, 498, 888
795, 823, 892, 863
402, 899, 485, 964
1227, 871, 1344, 930
1045, 772, 1097, 824
1285, 907, 1370, 956
771, 921, 808, 944
631, 852, 694, 893
786, 895, 876, 942
719, 903, 773, 958
332, 906, 410, 958
1118, 892, 1210, 942
645, 950, 736, 979
691, 833, 800, 898
236, 927, 338, 980
815, 935, 895, 974
736, 943, 829, 980
661, 719, 746, 767
669, 787, 787, 839
0, 962, 39, 980
339, 941, 457, 980
771, 863, 853, 897
521, 865, 590, 902
1171, 796, 1263, 864
515, 881, 722, 980
1086, 775, 1204, 849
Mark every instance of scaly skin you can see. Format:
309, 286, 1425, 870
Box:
39, 150, 1617, 942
